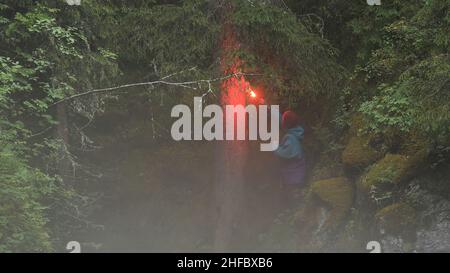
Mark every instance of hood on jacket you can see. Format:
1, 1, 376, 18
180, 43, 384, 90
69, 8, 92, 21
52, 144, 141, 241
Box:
287, 126, 304, 140
274, 126, 304, 159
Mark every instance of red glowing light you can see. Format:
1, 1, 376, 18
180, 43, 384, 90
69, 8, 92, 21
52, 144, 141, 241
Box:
250, 90, 257, 98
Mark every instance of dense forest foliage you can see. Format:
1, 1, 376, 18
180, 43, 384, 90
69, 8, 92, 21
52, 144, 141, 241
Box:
0, 0, 449, 252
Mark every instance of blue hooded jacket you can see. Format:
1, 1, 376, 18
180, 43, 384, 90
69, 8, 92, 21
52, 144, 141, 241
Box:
274, 126, 306, 185
274, 126, 304, 159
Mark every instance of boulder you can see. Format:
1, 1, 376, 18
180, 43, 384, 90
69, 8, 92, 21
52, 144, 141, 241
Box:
375, 203, 416, 236
311, 177, 354, 230
341, 114, 383, 169
342, 136, 382, 169
359, 153, 415, 194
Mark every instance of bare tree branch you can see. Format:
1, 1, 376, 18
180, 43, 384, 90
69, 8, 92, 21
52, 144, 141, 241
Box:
51, 72, 261, 106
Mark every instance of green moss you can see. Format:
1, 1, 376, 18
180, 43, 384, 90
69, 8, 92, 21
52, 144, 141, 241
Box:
399, 132, 429, 162
375, 203, 416, 235
360, 153, 415, 193
342, 114, 383, 169
348, 114, 365, 136
342, 136, 382, 169
311, 177, 354, 230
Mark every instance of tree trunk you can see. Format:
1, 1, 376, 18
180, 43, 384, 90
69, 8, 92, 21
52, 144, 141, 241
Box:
213, 2, 249, 251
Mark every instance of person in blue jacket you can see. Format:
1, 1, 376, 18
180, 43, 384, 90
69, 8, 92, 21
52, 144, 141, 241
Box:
274, 110, 306, 204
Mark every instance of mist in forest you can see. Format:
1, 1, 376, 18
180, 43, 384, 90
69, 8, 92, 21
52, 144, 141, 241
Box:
1, 0, 449, 254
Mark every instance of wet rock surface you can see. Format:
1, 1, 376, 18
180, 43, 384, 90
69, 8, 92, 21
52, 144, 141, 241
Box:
406, 179, 450, 253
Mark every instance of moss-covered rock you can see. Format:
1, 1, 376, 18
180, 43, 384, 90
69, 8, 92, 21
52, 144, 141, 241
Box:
399, 132, 429, 162
341, 114, 384, 169
359, 153, 416, 194
347, 114, 365, 137
375, 203, 416, 235
311, 177, 354, 230
342, 136, 382, 169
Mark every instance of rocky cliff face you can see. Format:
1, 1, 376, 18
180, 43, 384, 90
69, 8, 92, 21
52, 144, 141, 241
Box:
261, 113, 449, 253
